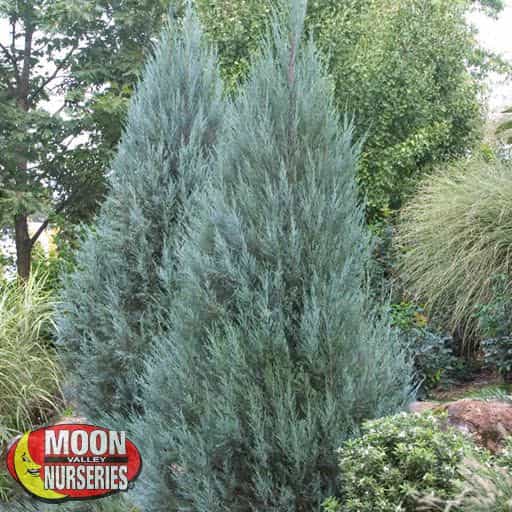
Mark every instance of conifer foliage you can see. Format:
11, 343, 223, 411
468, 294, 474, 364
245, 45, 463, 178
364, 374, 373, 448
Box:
56, 9, 223, 421
135, 1, 414, 510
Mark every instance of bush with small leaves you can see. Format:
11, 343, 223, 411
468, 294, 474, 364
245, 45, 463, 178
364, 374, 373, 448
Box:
473, 274, 512, 380
482, 337, 512, 382
325, 412, 488, 512
390, 302, 458, 394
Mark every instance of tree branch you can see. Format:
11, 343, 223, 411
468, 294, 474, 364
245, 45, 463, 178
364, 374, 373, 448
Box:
10, 19, 20, 85
29, 174, 96, 247
29, 46, 77, 104
0, 42, 15, 65
20, 26, 34, 102
0, 42, 20, 85
29, 196, 68, 246
45, 77, 70, 92
52, 102, 67, 117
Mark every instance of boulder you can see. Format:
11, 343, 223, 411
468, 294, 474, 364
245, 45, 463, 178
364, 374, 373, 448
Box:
409, 399, 512, 453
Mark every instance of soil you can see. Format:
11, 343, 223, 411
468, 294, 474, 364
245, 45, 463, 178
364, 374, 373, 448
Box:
430, 368, 507, 402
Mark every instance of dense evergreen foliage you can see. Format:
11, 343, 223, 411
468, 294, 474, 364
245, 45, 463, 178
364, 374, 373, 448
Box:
56, 10, 223, 421
133, 2, 413, 510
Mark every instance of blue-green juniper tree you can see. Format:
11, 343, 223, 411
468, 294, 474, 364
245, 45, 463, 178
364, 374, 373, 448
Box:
56, 8, 224, 422
133, 1, 414, 510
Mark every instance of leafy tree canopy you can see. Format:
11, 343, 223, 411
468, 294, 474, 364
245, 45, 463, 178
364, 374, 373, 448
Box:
0, 0, 169, 277
192, 0, 506, 217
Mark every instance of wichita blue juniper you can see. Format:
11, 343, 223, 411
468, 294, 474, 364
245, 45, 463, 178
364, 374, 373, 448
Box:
133, 1, 414, 510
56, 8, 224, 422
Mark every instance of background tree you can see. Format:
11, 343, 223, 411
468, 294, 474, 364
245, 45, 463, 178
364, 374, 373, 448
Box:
476, 0, 505, 15
57, 8, 223, 422
326, 0, 486, 216
133, 2, 413, 510
0, 0, 170, 279
191, 0, 503, 218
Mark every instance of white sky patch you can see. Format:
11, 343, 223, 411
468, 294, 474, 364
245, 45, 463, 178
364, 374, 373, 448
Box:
469, 0, 512, 115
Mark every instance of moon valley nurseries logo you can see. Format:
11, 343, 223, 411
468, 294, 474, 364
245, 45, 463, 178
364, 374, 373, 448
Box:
6, 424, 142, 503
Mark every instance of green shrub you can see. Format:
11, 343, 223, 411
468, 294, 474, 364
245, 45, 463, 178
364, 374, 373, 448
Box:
471, 274, 512, 379
390, 301, 428, 331
419, 437, 512, 511
325, 412, 487, 512
389, 302, 458, 393
413, 436, 512, 511
403, 328, 458, 394
482, 337, 512, 381
31, 244, 64, 294
470, 274, 512, 380
396, 157, 512, 353
496, 106, 512, 145
474, 274, 512, 339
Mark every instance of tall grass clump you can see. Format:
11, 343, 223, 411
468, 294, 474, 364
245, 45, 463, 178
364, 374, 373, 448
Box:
396, 157, 512, 353
0, 271, 63, 440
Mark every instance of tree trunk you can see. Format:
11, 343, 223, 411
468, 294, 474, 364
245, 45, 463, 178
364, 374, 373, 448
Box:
14, 213, 32, 280
13, 25, 35, 281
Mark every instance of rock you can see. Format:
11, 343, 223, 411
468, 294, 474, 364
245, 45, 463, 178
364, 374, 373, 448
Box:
442, 399, 512, 453
410, 398, 512, 453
